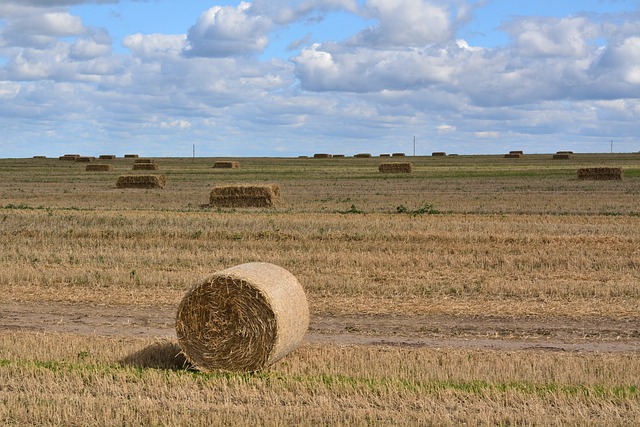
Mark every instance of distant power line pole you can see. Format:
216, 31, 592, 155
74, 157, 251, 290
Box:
193, 144, 196, 158
413, 135, 416, 156
610, 140, 613, 154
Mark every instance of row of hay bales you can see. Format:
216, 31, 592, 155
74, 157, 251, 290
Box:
58, 154, 140, 161
308, 153, 406, 158
115, 176, 282, 207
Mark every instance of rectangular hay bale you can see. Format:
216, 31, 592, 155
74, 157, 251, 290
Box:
313, 153, 333, 158
134, 158, 154, 163
553, 154, 571, 159
354, 153, 372, 158
116, 175, 166, 189
132, 163, 159, 170
124, 154, 139, 158
99, 155, 117, 159
432, 152, 446, 156
209, 184, 280, 208
378, 162, 413, 173
504, 153, 522, 158
86, 164, 112, 172
213, 161, 240, 169
577, 167, 623, 181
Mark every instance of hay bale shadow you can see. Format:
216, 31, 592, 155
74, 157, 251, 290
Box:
120, 340, 191, 370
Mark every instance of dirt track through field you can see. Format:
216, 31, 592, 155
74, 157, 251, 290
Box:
1, 301, 638, 353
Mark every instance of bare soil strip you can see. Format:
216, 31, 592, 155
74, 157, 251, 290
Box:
2, 302, 638, 353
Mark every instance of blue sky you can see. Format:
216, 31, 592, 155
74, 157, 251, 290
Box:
1, 0, 639, 158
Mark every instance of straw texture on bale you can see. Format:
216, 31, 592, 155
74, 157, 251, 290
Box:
86, 164, 112, 172
553, 154, 571, 159
378, 162, 413, 173
354, 153, 372, 158
577, 167, 623, 181
132, 163, 159, 170
213, 161, 240, 169
176, 262, 309, 372
124, 154, 139, 158
432, 152, 446, 156
313, 153, 332, 158
116, 174, 166, 189
209, 184, 280, 208
99, 155, 116, 159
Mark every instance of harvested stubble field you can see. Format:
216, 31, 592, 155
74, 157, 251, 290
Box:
1, 154, 639, 425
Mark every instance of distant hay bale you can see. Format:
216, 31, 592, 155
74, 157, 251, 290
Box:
504, 153, 522, 158
213, 161, 240, 169
99, 155, 116, 160
379, 154, 391, 157
313, 153, 333, 158
116, 175, 166, 189
210, 184, 280, 208
577, 167, 623, 181
354, 153, 372, 158
333, 154, 345, 158
557, 151, 574, 154
86, 164, 112, 172
392, 152, 406, 157
297, 155, 309, 158
509, 151, 524, 155
132, 163, 159, 170
124, 154, 139, 158
134, 158, 154, 163
59, 154, 79, 161
378, 162, 413, 173
432, 152, 447, 157
176, 262, 309, 372
33, 156, 47, 159
75, 156, 94, 162
553, 154, 571, 159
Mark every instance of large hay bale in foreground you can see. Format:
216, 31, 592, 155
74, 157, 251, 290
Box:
577, 167, 623, 181
213, 161, 240, 169
176, 262, 309, 372
116, 175, 166, 189
378, 162, 413, 173
132, 163, 159, 170
86, 164, 112, 172
210, 184, 280, 208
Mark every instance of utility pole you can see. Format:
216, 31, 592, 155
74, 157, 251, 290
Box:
413, 135, 416, 156
610, 140, 613, 154
193, 144, 196, 158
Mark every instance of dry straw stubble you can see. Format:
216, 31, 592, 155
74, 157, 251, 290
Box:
86, 164, 112, 172
209, 184, 281, 208
175, 262, 310, 372
378, 162, 413, 173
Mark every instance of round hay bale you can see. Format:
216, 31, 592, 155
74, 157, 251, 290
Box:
176, 262, 309, 372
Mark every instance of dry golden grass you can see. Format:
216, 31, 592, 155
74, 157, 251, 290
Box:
0, 332, 638, 426
0, 154, 639, 425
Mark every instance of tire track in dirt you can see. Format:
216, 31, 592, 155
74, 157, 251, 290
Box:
1, 301, 639, 353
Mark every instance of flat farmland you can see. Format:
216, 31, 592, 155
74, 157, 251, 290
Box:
0, 154, 639, 425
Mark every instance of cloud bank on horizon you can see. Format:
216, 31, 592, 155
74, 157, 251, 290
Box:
0, 0, 639, 157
